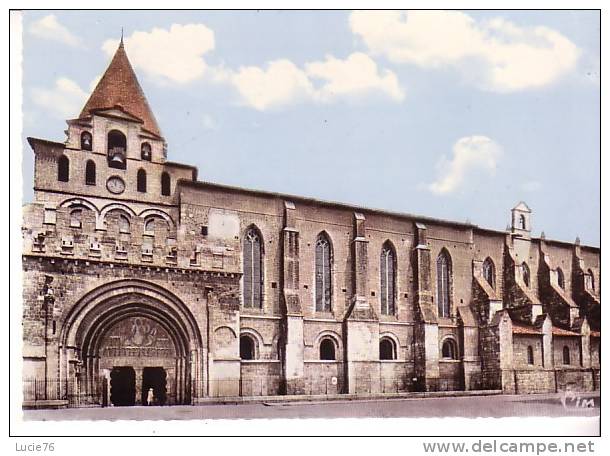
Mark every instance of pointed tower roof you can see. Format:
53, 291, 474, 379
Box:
78, 40, 162, 138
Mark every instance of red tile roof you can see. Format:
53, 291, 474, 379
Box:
552, 326, 580, 337
79, 41, 162, 138
512, 323, 541, 335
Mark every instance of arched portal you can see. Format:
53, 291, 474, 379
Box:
59, 280, 203, 406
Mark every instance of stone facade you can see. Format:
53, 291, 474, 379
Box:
21, 42, 601, 408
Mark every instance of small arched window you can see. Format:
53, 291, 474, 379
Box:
80, 131, 92, 151
107, 130, 127, 170
57, 155, 69, 182
482, 257, 495, 288
70, 209, 82, 228
319, 338, 336, 361
85, 160, 96, 185
137, 169, 147, 193
437, 250, 452, 318
380, 338, 396, 360
315, 233, 332, 312
380, 242, 396, 315
141, 142, 152, 161
519, 214, 526, 230
441, 338, 458, 360
161, 172, 171, 196
527, 345, 534, 365
522, 262, 531, 287
562, 346, 571, 365
118, 214, 130, 234
243, 227, 263, 308
557, 268, 565, 290
240, 335, 256, 360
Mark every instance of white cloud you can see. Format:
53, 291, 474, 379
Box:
102, 24, 215, 85
29, 15, 83, 48
202, 114, 219, 130
350, 11, 580, 92
230, 53, 405, 110
30, 77, 88, 119
427, 136, 502, 195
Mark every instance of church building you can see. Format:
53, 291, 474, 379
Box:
22, 40, 601, 408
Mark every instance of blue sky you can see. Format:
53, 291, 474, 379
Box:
20, 10, 600, 245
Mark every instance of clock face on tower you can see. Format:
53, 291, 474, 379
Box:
106, 176, 126, 194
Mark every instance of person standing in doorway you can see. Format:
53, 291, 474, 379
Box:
147, 387, 154, 406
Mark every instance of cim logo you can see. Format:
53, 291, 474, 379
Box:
561, 390, 596, 410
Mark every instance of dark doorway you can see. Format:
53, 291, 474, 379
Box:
110, 366, 136, 406
141, 367, 167, 406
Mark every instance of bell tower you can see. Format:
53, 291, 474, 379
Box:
511, 201, 531, 238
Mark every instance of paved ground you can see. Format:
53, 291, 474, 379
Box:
23, 391, 599, 421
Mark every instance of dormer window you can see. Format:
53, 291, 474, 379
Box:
107, 130, 127, 170
81, 131, 92, 151
141, 142, 152, 161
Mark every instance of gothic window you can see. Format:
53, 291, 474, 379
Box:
519, 214, 526, 230
380, 338, 396, 360
441, 338, 458, 360
161, 172, 171, 196
137, 169, 147, 193
482, 257, 495, 288
240, 335, 256, 360
562, 346, 571, 365
315, 233, 332, 312
319, 338, 336, 361
522, 262, 531, 287
380, 242, 396, 315
80, 131, 92, 151
57, 155, 69, 182
243, 227, 263, 309
144, 218, 155, 233
436, 250, 452, 317
70, 209, 82, 228
557, 268, 565, 290
585, 269, 595, 291
85, 160, 96, 185
527, 345, 534, 365
141, 142, 152, 161
107, 130, 127, 170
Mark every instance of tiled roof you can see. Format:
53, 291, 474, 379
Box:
512, 323, 541, 335
552, 326, 581, 337
79, 41, 162, 138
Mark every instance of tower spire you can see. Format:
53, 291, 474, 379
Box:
120, 27, 124, 47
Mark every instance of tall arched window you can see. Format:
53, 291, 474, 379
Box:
240, 335, 256, 360
319, 338, 336, 361
482, 257, 495, 288
141, 142, 152, 161
80, 131, 92, 151
519, 214, 526, 230
522, 262, 531, 287
57, 155, 69, 182
137, 169, 147, 193
585, 269, 595, 291
436, 250, 452, 317
380, 338, 396, 360
315, 233, 332, 312
243, 227, 263, 308
161, 172, 171, 196
441, 338, 458, 360
557, 268, 565, 290
527, 345, 534, 365
118, 214, 130, 234
562, 346, 571, 365
107, 130, 127, 169
380, 242, 396, 315
85, 160, 96, 185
